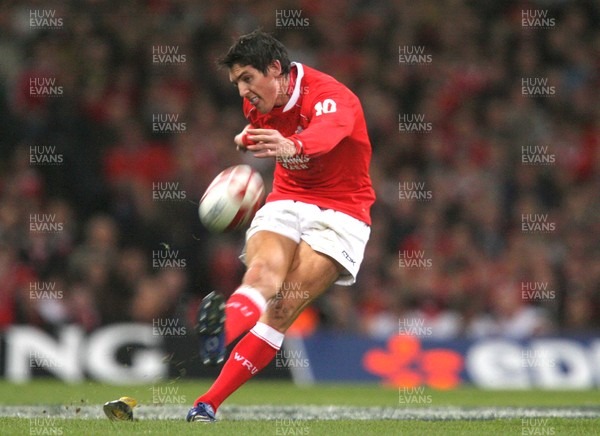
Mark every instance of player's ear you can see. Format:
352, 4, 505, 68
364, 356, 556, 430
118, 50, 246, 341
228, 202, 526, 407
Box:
267, 60, 283, 77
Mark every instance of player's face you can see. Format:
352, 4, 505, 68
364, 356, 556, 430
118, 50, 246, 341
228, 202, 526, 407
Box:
229, 62, 285, 114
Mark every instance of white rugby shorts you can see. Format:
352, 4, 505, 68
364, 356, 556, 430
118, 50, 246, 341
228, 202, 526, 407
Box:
243, 200, 371, 286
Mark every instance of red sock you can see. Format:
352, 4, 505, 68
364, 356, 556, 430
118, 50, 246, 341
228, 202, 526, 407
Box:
195, 322, 284, 410
225, 286, 267, 345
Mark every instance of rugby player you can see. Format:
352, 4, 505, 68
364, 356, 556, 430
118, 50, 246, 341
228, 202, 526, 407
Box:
187, 29, 375, 422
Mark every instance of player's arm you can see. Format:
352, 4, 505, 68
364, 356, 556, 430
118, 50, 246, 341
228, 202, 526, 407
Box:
246, 90, 355, 159
288, 90, 355, 157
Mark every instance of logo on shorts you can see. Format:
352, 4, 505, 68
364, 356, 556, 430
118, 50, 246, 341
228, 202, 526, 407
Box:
341, 250, 355, 265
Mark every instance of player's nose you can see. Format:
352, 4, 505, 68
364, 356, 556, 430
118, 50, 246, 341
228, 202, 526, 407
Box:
238, 83, 250, 98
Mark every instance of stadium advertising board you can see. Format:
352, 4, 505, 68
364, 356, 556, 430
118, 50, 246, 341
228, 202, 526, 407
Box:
303, 333, 600, 389
0, 323, 287, 384
1, 324, 599, 389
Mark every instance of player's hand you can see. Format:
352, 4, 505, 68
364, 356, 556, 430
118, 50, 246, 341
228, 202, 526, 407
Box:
245, 128, 296, 159
234, 124, 252, 152
234, 134, 246, 152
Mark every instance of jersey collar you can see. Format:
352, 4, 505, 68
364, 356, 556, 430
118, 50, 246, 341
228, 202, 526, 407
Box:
282, 62, 304, 113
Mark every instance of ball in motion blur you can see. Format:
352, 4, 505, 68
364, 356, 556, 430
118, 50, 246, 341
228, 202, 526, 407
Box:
199, 164, 265, 232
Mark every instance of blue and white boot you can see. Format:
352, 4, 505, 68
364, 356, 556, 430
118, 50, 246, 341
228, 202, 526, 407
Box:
186, 402, 216, 422
196, 291, 226, 366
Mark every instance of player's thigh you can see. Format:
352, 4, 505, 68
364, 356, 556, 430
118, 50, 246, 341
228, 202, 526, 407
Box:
259, 240, 342, 331
242, 230, 298, 299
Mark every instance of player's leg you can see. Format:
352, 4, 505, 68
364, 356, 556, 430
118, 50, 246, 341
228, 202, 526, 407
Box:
188, 204, 370, 422
191, 242, 341, 419
259, 243, 342, 332
197, 230, 297, 365
222, 230, 298, 345
212, 207, 371, 405
217, 200, 305, 350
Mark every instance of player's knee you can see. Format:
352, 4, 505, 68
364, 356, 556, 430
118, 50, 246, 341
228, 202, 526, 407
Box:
243, 258, 283, 299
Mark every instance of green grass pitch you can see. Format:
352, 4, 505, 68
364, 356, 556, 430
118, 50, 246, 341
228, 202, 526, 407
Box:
0, 380, 599, 435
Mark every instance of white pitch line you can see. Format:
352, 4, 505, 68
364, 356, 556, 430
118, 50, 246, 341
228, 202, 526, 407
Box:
1, 405, 600, 421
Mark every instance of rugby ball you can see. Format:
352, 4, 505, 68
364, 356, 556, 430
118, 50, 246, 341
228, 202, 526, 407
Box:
199, 165, 265, 232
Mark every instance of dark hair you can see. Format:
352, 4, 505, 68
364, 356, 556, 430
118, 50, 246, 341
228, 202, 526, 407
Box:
218, 29, 291, 75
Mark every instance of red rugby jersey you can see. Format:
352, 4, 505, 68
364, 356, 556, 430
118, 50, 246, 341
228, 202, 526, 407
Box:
243, 63, 375, 225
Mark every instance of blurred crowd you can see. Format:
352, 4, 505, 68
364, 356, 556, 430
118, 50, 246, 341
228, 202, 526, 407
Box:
0, 0, 598, 339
